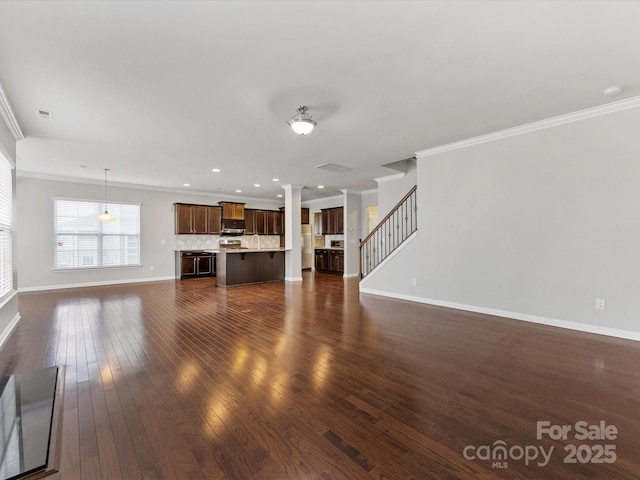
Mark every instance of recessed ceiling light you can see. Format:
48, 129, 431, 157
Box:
183, 183, 190, 187
254, 183, 261, 187
272, 178, 279, 182
212, 168, 221, 173
235, 189, 242, 193
603, 85, 623, 97
318, 185, 325, 189
277, 194, 283, 198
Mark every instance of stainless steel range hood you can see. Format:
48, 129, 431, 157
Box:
220, 218, 246, 236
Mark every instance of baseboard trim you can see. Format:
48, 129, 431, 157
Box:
18, 276, 176, 293
0, 312, 20, 348
286, 276, 303, 282
359, 287, 640, 342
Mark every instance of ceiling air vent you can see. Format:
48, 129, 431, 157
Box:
36, 109, 53, 120
315, 163, 351, 173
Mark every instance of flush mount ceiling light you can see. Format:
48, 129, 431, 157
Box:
603, 85, 623, 97
97, 168, 116, 221
288, 105, 316, 135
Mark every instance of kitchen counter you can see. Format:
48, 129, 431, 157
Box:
216, 249, 285, 286
206, 248, 287, 254
175, 248, 287, 253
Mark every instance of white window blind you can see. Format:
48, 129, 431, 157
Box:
0, 156, 12, 297
54, 199, 140, 270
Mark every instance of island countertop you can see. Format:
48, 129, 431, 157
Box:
205, 248, 287, 254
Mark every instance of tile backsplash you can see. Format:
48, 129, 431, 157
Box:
175, 235, 281, 250
313, 234, 345, 248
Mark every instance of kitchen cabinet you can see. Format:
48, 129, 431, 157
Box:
175, 203, 208, 234
253, 210, 283, 235
217, 250, 285, 286
301, 207, 310, 224
315, 248, 343, 274
208, 206, 221, 234
334, 207, 344, 234
315, 249, 329, 271
320, 207, 344, 234
267, 210, 283, 235
255, 210, 267, 234
176, 251, 215, 279
329, 250, 344, 273
219, 202, 245, 220
244, 209, 256, 234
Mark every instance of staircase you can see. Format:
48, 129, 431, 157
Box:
360, 185, 417, 278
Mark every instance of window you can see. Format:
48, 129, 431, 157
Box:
54, 199, 140, 270
0, 155, 12, 298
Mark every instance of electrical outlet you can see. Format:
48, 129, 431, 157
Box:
595, 298, 606, 310
412, 278, 417, 286
150, 265, 155, 271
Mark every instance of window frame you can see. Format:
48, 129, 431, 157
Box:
53, 197, 142, 271
0, 154, 13, 299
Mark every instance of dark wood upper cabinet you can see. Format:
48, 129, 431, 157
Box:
175, 203, 208, 234
301, 207, 310, 224
320, 206, 344, 234
208, 206, 221, 234
267, 210, 283, 235
244, 209, 256, 234
334, 206, 344, 234
219, 202, 245, 220
321, 209, 331, 234
175, 204, 192, 234
191, 205, 208, 233
255, 210, 267, 234
175, 202, 287, 236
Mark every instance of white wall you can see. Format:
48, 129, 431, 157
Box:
361, 100, 640, 339
343, 190, 362, 277
16, 176, 282, 290
376, 159, 417, 218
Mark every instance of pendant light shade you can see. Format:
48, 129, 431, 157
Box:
97, 168, 116, 221
288, 105, 316, 135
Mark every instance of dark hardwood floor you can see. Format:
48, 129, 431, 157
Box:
2, 271, 639, 479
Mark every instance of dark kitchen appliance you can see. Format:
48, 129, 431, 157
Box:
219, 239, 243, 249
221, 218, 246, 236
176, 251, 215, 279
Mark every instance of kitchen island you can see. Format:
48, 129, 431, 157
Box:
214, 248, 286, 287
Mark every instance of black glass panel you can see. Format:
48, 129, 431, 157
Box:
0, 367, 58, 480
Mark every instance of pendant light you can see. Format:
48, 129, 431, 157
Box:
97, 168, 116, 221
288, 105, 317, 135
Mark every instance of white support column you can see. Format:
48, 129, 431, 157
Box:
283, 184, 303, 282
341, 189, 362, 278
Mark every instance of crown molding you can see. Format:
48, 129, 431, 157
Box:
15, 170, 283, 205
415, 95, 640, 159
340, 188, 364, 195
301, 193, 343, 205
0, 83, 25, 141
374, 172, 405, 183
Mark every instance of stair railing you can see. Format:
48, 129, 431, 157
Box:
360, 185, 417, 278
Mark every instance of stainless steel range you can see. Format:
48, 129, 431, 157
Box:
218, 239, 242, 249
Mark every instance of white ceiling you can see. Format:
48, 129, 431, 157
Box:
1, 1, 639, 202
